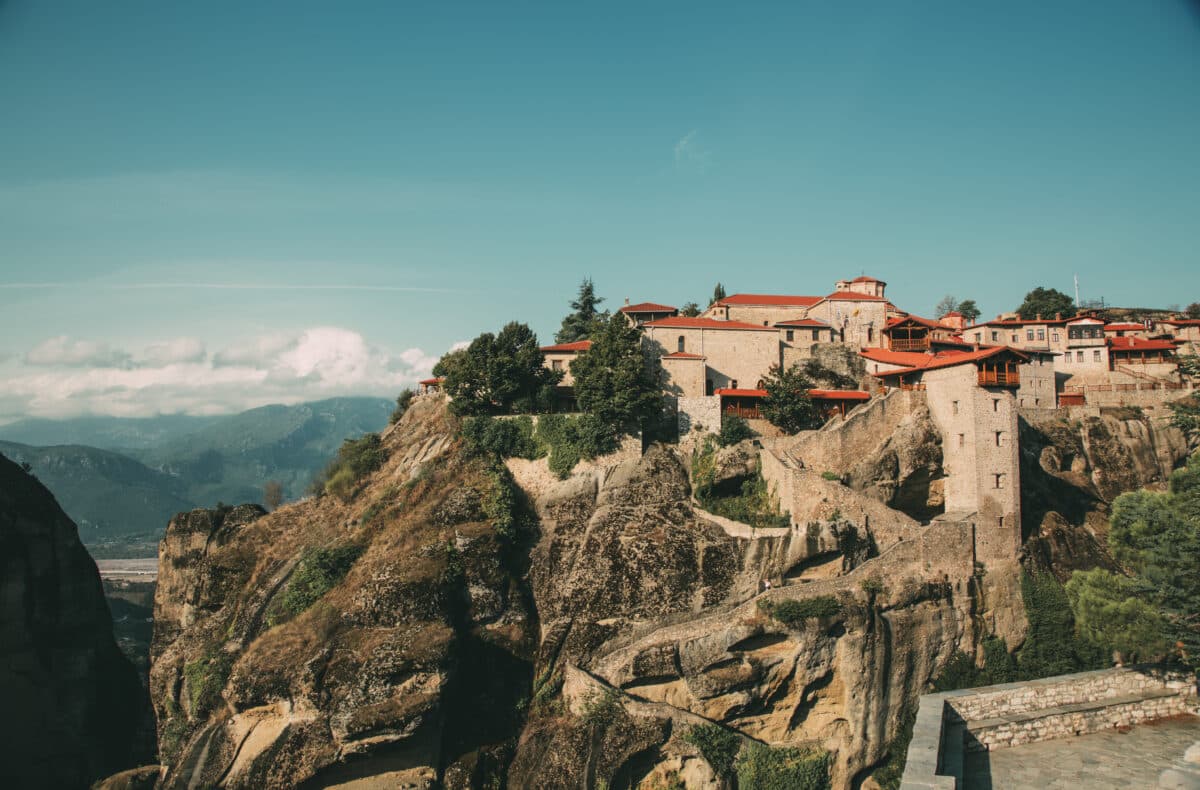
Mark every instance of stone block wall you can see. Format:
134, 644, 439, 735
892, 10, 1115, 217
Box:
676, 395, 721, 436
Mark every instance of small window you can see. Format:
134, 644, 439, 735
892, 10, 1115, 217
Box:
785, 329, 794, 342
551, 359, 562, 371
1093, 350, 1101, 363
1037, 329, 1045, 341
731, 379, 738, 389
991, 331, 999, 342
998, 516, 1005, 529
994, 473, 1005, 489
677, 336, 685, 353
812, 328, 820, 341
763, 321, 769, 326
1052, 332, 1060, 343
975, 333, 982, 342
1011, 334, 1018, 343
1077, 351, 1084, 362
1035, 397, 1040, 406
952, 400, 959, 415
958, 433, 965, 447
1026, 330, 1034, 341
992, 398, 1000, 412
1063, 353, 1070, 365
867, 327, 874, 342
705, 378, 714, 396
995, 431, 1004, 447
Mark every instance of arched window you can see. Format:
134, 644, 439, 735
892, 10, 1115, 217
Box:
677, 336, 685, 353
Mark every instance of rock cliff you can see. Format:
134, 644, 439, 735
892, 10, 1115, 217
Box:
0, 452, 150, 788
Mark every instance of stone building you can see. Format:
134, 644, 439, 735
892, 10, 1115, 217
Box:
539, 340, 591, 387
618, 300, 677, 327
1162, 318, 1200, 354
641, 316, 779, 397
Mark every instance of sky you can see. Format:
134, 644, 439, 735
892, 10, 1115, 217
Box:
1, 1, 1199, 420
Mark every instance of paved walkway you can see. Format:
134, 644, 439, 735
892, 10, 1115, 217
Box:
963, 715, 1200, 789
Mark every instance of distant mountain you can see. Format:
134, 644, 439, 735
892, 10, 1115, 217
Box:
131, 397, 395, 506
0, 440, 194, 549
0, 413, 219, 453
0, 398, 395, 554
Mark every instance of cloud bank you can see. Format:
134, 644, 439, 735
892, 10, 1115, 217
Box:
0, 327, 444, 421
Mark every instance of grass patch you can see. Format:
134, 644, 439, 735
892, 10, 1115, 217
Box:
820, 471, 841, 482
268, 544, 363, 626
311, 432, 386, 501
736, 742, 831, 790
682, 723, 741, 779
184, 647, 234, 717
692, 439, 790, 529
758, 595, 842, 626
579, 687, 621, 728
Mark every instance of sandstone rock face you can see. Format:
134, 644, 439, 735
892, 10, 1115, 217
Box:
0, 453, 150, 788
148, 396, 534, 789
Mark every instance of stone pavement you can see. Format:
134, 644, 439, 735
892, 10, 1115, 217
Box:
963, 715, 1200, 789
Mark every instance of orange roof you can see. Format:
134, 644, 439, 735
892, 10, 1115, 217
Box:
851, 275, 885, 284
809, 389, 871, 401
1104, 323, 1147, 331
776, 318, 829, 328
824, 291, 888, 302
715, 388, 767, 398
619, 301, 677, 314
644, 316, 777, 331
1107, 337, 1178, 352
1164, 319, 1200, 327
860, 348, 964, 367
886, 314, 950, 329
662, 351, 704, 360
871, 346, 1029, 377
418, 377, 445, 385
715, 294, 822, 308
540, 340, 592, 353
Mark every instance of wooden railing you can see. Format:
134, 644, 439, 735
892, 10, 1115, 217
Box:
724, 404, 762, 419
978, 370, 1020, 388
889, 338, 930, 352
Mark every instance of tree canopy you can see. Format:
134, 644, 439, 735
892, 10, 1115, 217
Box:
711, 283, 727, 305
934, 295, 958, 318
956, 299, 981, 324
679, 301, 701, 317
760, 363, 822, 434
555, 278, 609, 343
571, 313, 662, 435
1016, 287, 1075, 320
1066, 452, 1200, 666
1186, 302, 1200, 319
434, 322, 561, 416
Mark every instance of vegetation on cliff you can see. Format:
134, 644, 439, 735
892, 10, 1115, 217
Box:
760, 363, 822, 434
436, 321, 562, 415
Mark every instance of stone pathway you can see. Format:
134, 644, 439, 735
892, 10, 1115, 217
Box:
963, 715, 1200, 789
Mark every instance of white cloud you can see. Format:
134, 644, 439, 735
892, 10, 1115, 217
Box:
674, 129, 711, 172
25, 336, 133, 368
0, 327, 446, 421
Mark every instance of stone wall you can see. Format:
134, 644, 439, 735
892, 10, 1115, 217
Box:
676, 395, 721, 436
900, 666, 1199, 790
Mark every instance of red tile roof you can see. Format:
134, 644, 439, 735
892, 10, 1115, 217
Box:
715, 294, 822, 308
1104, 323, 1147, 331
1107, 337, 1179, 352
662, 351, 704, 360
644, 316, 778, 331
809, 389, 871, 401
824, 291, 888, 302
715, 388, 767, 398
871, 346, 1029, 377
619, 301, 677, 314
419, 377, 445, 385
851, 275, 884, 283
775, 318, 830, 328
886, 314, 951, 329
539, 340, 592, 352
1164, 319, 1200, 327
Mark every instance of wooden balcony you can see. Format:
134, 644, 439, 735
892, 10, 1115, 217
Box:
978, 368, 1020, 388
889, 338, 930, 352
724, 404, 762, 419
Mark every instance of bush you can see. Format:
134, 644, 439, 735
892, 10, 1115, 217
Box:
692, 439, 790, 529
682, 723, 741, 779
548, 442, 582, 479
534, 413, 619, 479
184, 647, 234, 717
390, 388, 415, 423
482, 462, 523, 541
717, 415, 756, 447
462, 415, 543, 459
271, 544, 363, 624
579, 687, 621, 728
313, 432, 386, 501
759, 596, 841, 626
932, 636, 1018, 692
735, 742, 830, 790
820, 471, 841, 482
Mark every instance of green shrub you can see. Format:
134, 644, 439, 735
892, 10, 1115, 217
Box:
390, 388, 415, 423
717, 415, 756, 447
682, 723, 741, 778
548, 441, 582, 479
735, 742, 831, 790
324, 466, 356, 502
692, 440, 790, 529
580, 687, 621, 728
461, 415, 543, 459
1017, 571, 1106, 679
759, 595, 841, 626
482, 462, 523, 541
184, 647, 234, 717
313, 432, 386, 500
932, 636, 1018, 692
271, 544, 363, 624
860, 577, 884, 596
533, 413, 619, 479
820, 471, 841, 482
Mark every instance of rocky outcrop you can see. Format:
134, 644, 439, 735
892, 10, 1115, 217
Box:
0, 453, 150, 788
1019, 412, 1189, 577
147, 396, 534, 789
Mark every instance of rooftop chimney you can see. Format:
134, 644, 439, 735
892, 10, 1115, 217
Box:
1036, 313, 1043, 321
1055, 312, 1062, 320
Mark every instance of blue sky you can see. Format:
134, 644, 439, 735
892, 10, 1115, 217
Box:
1, 1, 1198, 418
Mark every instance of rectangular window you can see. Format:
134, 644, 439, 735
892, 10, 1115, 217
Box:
551, 360, 562, 371
812, 329, 820, 341
1093, 350, 1101, 363
1052, 332, 1060, 343
1011, 334, 1018, 343
952, 400, 959, 415
994, 473, 1005, 489
975, 333, 982, 342
1037, 329, 1045, 340
785, 330, 794, 341
1077, 351, 1084, 362
991, 331, 999, 342
992, 398, 1000, 412
995, 431, 1004, 446
1026, 330, 1034, 341
1063, 354, 1070, 364
998, 516, 1005, 529
958, 433, 965, 447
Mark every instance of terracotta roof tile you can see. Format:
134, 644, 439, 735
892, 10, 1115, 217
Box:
644, 317, 777, 331
662, 351, 704, 360
539, 340, 592, 352
619, 301, 677, 313
715, 294, 822, 308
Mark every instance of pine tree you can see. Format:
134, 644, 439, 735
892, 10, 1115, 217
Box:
571, 314, 662, 434
711, 283, 727, 306
555, 278, 609, 343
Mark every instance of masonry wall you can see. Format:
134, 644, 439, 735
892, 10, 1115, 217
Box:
806, 299, 889, 349
921, 365, 1020, 564
660, 357, 706, 399
703, 303, 815, 326
644, 325, 779, 392
1015, 354, 1055, 410
675, 395, 721, 436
